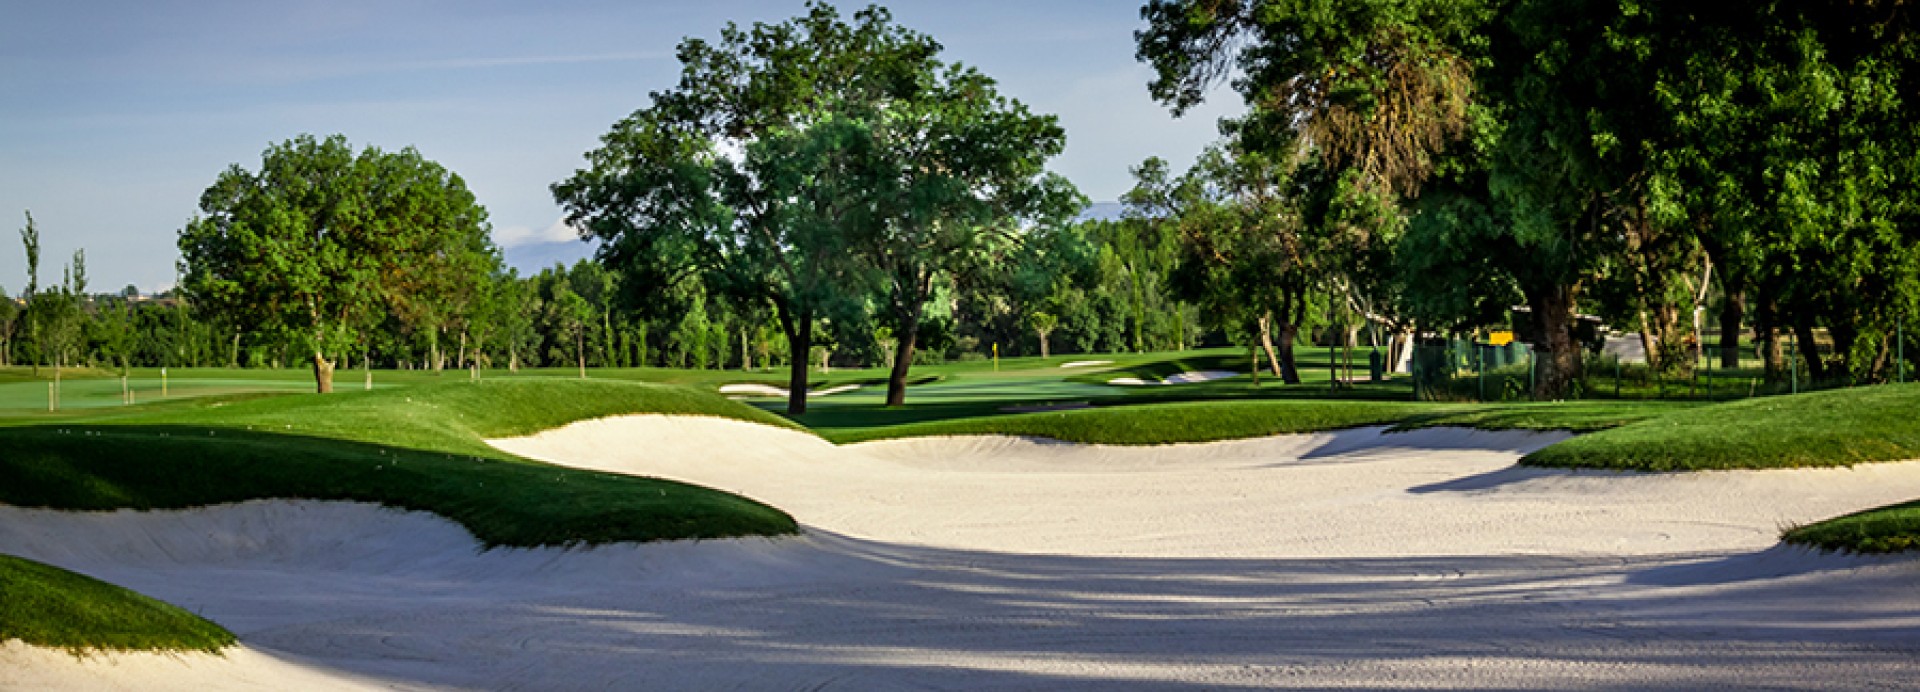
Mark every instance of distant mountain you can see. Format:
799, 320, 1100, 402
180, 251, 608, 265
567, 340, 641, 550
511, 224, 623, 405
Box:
1078, 201, 1125, 222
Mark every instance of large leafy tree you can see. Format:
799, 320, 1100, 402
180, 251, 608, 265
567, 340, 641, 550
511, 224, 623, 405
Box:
555, 3, 918, 414
1157, 146, 1332, 383
556, 2, 1077, 410
178, 134, 497, 393
841, 64, 1081, 406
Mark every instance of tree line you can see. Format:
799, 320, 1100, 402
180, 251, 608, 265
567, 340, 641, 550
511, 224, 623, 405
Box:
1134, 0, 1920, 398
11, 1, 1916, 408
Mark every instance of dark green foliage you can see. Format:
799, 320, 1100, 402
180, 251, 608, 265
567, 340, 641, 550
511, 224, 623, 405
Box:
177, 134, 500, 390
0, 554, 236, 653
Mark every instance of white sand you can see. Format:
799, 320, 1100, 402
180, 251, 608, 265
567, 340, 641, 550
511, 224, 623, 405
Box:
717, 382, 861, 398
1107, 369, 1240, 386
1060, 360, 1113, 368
6, 415, 1920, 688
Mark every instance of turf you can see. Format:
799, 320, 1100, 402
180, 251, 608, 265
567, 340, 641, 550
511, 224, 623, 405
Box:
1522, 384, 1920, 471
0, 554, 236, 653
812, 396, 1684, 445
0, 379, 801, 548
1784, 500, 1920, 554
822, 399, 1458, 445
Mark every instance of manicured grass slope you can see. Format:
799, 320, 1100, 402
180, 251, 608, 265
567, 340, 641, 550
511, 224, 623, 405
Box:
0, 554, 235, 653
829, 399, 1448, 445
1523, 384, 1920, 471
0, 379, 800, 548
821, 398, 1686, 445
1785, 500, 1920, 554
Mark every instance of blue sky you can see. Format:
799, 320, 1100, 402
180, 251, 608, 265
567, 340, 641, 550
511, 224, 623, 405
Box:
0, 1, 1241, 294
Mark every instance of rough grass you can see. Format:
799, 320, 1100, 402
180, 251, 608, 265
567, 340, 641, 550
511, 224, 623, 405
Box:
1523, 384, 1920, 471
0, 379, 801, 548
0, 554, 236, 654
1785, 500, 1920, 554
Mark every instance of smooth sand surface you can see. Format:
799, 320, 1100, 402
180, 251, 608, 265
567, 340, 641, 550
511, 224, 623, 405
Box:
5, 415, 1920, 689
718, 383, 862, 398
1107, 370, 1240, 386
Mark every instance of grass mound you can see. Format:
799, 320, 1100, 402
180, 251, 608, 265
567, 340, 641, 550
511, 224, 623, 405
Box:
0, 379, 801, 548
828, 399, 1446, 445
0, 554, 236, 653
1523, 384, 1920, 471
1784, 500, 1920, 554
820, 396, 1686, 445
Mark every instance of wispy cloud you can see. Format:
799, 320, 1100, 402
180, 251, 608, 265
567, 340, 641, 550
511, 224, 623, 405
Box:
494, 218, 586, 248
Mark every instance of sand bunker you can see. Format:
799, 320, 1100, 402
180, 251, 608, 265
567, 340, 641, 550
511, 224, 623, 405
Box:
717, 382, 861, 398
1059, 360, 1113, 368
8, 416, 1920, 688
1107, 369, 1239, 385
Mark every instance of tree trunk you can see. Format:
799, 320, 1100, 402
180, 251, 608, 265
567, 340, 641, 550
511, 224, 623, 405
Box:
1636, 310, 1661, 372
1719, 287, 1745, 369
742, 326, 751, 371
1037, 329, 1051, 360
577, 331, 586, 379
1868, 333, 1892, 383
1257, 313, 1283, 378
785, 316, 812, 415
1527, 282, 1583, 400
312, 352, 335, 394
1830, 318, 1859, 383
1276, 321, 1302, 384
1792, 314, 1827, 382
1755, 288, 1783, 381
886, 322, 919, 407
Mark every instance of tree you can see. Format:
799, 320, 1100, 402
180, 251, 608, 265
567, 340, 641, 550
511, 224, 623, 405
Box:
841, 60, 1082, 406
0, 286, 14, 368
18, 211, 40, 374
178, 134, 496, 393
1156, 146, 1331, 383
554, 3, 914, 414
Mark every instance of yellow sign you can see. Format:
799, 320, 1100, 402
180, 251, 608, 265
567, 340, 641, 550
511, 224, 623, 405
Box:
1488, 331, 1514, 346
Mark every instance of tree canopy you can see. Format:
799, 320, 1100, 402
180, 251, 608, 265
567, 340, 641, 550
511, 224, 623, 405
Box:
556, 1, 1079, 411
178, 134, 498, 393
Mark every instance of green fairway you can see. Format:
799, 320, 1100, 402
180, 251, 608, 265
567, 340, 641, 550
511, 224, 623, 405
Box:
0, 379, 800, 548
0, 554, 236, 653
1523, 383, 1920, 471
4, 353, 1918, 556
